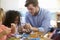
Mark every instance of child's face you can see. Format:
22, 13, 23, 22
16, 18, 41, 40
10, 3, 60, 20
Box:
14, 16, 19, 24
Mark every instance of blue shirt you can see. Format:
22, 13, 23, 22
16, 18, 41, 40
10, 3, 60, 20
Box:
25, 8, 56, 33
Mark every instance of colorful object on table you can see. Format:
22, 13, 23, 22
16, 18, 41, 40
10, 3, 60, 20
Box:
23, 33, 29, 37
30, 38, 40, 40
7, 37, 20, 40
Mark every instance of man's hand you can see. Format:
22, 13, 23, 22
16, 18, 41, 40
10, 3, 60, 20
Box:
18, 26, 30, 33
23, 23, 32, 30
23, 23, 39, 32
22, 23, 32, 33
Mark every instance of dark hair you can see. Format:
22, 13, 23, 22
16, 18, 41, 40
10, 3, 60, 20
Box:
3, 10, 21, 28
25, 0, 38, 7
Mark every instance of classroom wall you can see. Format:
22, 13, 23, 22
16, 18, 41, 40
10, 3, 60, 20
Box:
0, 0, 60, 12
0, 0, 26, 11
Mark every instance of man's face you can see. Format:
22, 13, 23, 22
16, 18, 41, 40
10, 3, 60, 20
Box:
27, 4, 37, 16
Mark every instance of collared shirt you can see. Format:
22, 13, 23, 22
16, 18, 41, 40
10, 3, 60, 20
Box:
25, 8, 56, 33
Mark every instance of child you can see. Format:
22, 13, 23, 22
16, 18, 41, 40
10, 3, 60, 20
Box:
0, 8, 11, 40
3, 10, 21, 36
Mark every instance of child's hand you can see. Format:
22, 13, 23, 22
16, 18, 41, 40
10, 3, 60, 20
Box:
0, 28, 11, 38
11, 23, 16, 34
11, 23, 16, 27
3, 28, 11, 35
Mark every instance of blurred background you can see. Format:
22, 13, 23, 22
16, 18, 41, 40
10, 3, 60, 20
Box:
0, 0, 60, 12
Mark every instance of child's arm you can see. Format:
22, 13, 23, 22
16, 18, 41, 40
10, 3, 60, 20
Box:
0, 28, 11, 38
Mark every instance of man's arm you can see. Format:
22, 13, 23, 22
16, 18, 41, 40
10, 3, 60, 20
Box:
25, 11, 56, 33
39, 12, 56, 33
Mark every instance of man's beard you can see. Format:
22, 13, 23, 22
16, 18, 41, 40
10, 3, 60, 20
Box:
33, 11, 39, 16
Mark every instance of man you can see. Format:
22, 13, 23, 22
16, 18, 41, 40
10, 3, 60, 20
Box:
24, 0, 56, 33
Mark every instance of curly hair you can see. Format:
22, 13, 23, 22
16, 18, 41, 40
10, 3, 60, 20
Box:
25, 0, 38, 7
3, 10, 21, 28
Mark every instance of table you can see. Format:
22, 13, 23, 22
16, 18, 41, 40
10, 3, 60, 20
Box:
7, 32, 52, 40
